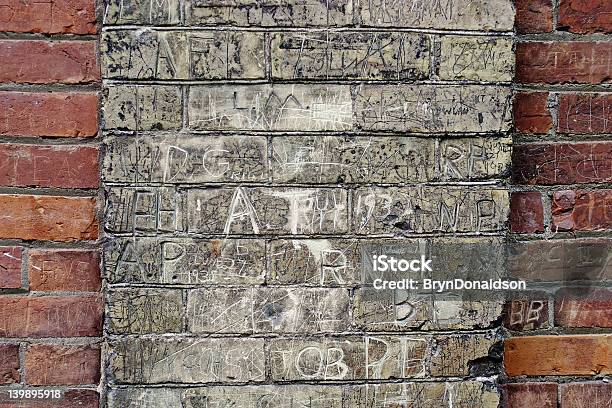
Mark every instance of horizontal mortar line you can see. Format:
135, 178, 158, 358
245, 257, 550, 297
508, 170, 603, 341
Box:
103, 232, 508, 239
101, 180, 508, 187
105, 284, 521, 291
509, 182, 612, 191
508, 232, 612, 241
513, 134, 612, 143
101, 234, 507, 242
0, 187, 100, 197
499, 374, 612, 385
514, 84, 612, 92
512, 139, 612, 145
105, 377, 498, 388
0, 32, 99, 41
104, 129, 514, 138
101, 25, 515, 36
0, 239, 101, 248
101, 78, 514, 86
104, 329, 500, 339
0, 137, 103, 146
24, 291, 102, 297
508, 231, 612, 240
0, 337, 102, 343
517, 33, 612, 42
0, 83, 102, 92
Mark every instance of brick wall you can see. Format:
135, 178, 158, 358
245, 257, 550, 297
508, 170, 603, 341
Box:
100, 0, 516, 406
0, 0, 609, 407
0, 0, 102, 406
506, 0, 611, 406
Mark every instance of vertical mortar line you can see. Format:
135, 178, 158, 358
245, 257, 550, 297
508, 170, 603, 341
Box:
182, 84, 189, 131
264, 32, 272, 81
20, 247, 28, 291
18, 341, 26, 386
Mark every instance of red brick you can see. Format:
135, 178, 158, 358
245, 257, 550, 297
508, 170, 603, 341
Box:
25, 344, 100, 385
504, 298, 549, 331
513, 142, 612, 185
0, 144, 99, 189
0, 0, 97, 34
509, 238, 611, 282
515, 0, 554, 33
556, 287, 612, 328
514, 92, 552, 134
0, 195, 98, 242
516, 42, 612, 84
510, 192, 544, 233
29, 250, 101, 292
552, 190, 611, 231
560, 382, 612, 407
558, 93, 611, 134
503, 383, 557, 408
0, 40, 99, 84
0, 246, 21, 289
0, 344, 19, 384
0, 295, 103, 337
0, 92, 98, 137
0, 390, 99, 408
504, 334, 611, 376
559, 0, 612, 33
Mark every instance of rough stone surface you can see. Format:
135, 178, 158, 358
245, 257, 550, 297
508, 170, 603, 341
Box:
100, 0, 515, 403
358, 0, 514, 31
354, 85, 512, 133
271, 32, 430, 80
436, 36, 514, 81
102, 30, 265, 80
108, 337, 265, 384
107, 381, 500, 408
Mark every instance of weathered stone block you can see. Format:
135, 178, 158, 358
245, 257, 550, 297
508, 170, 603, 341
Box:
352, 187, 509, 234
253, 288, 350, 333
353, 289, 502, 331
271, 32, 429, 80
108, 337, 265, 384
103, 135, 267, 183
436, 36, 514, 81
269, 336, 428, 380
268, 239, 361, 286
271, 136, 437, 183
104, 0, 181, 25
186, 288, 350, 334
103, 85, 182, 131
108, 385, 368, 408
187, 288, 254, 333
438, 137, 512, 180
186, 187, 348, 235
368, 381, 500, 408
355, 85, 512, 133
186, 0, 353, 26
105, 238, 265, 285
102, 30, 265, 79
430, 333, 499, 377
108, 382, 499, 408
107, 289, 183, 334
104, 187, 185, 234
359, 0, 514, 31
189, 84, 352, 131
